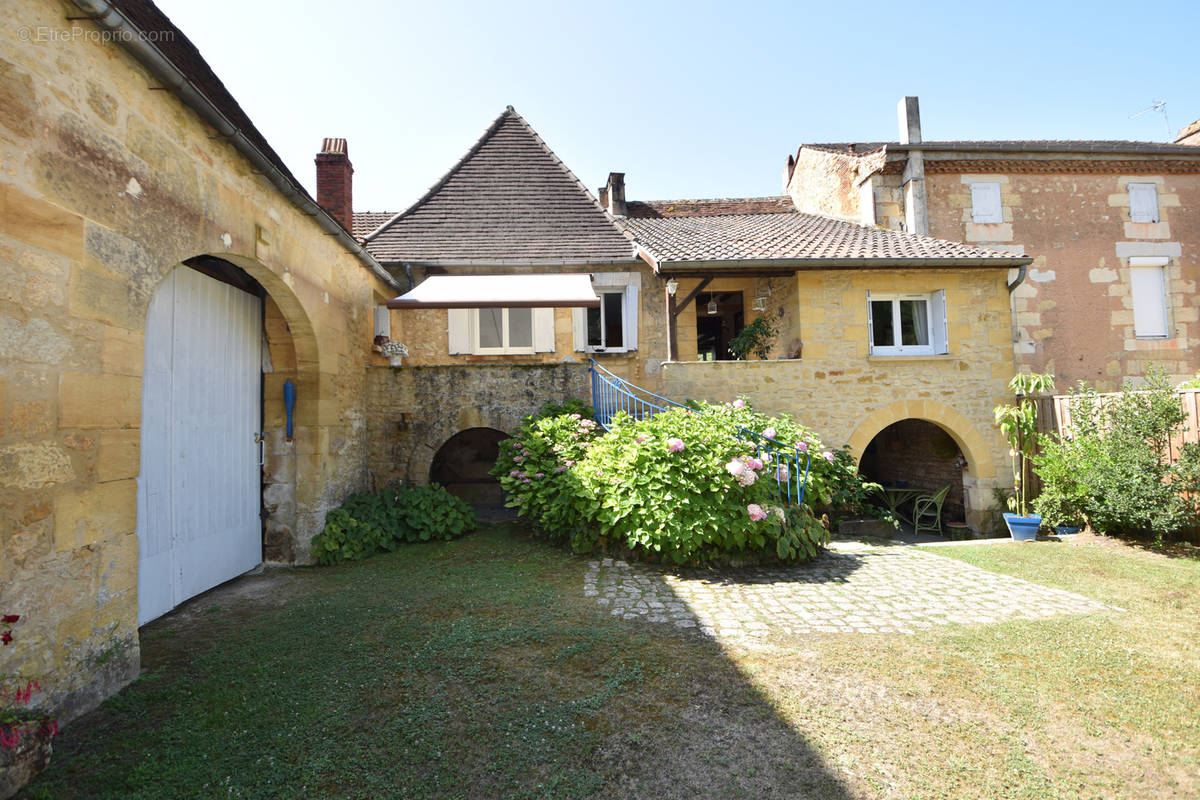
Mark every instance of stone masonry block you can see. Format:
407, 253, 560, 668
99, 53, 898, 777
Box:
96, 430, 140, 482
100, 325, 144, 377
54, 479, 137, 551
0, 185, 84, 260
60, 373, 141, 429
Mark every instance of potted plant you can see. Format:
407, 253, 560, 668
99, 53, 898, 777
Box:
380, 340, 408, 368
728, 316, 777, 360
994, 373, 1055, 541
1, 615, 58, 800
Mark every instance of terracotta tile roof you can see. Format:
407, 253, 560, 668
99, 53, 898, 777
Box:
354, 212, 395, 239
627, 197, 795, 218
803, 140, 1200, 157
362, 108, 635, 266
621, 202, 1027, 268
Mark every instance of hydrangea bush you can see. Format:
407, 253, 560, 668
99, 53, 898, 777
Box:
494, 397, 878, 565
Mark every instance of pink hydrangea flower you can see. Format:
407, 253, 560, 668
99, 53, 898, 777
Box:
514, 456, 524, 463
746, 457, 763, 471
731, 399, 746, 409
822, 450, 836, 462
535, 472, 545, 478
762, 427, 777, 440
747, 504, 767, 521
635, 434, 649, 444
667, 438, 685, 453
775, 464, 790, 482
570, 414, 582, 420
796, 441, 809, 452
725, 459, 745, 477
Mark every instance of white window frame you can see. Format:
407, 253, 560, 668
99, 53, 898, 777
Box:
1129, 256, 1170, 339
573, 271, 640, 354
471, 307, 535, 354
1128, 183, 1159, 224
969, 182, 1003, 224
867, 290, 948, 356
447, 306, 555, 355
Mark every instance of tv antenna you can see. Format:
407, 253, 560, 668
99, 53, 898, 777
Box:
1130, 100, 1171, 141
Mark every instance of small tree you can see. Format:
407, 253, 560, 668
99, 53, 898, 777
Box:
994, 373, 1055, 517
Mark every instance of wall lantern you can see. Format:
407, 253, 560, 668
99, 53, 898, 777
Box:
707, 297, 719, 315
666, 278, 679, 296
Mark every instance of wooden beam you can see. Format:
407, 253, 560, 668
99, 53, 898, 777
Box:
672, 277, 712, 319
666, 277, 712, 362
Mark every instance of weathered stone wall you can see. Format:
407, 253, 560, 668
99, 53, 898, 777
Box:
923, 169, 1200, 390
662, 268, 1015, 529
366, 363, 590, 486
786, 149, 864, 222
0, 0, 392, 724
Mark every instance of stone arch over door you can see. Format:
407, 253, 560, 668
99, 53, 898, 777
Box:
846, 399, 998, 530
136, 253, 323, 627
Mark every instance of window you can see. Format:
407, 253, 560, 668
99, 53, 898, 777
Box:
868, 291, 948, 356
969, 182, 1003, 224
1128, 183, 1159, 223
1129, 256, 1169, 338
447, 307, 555, 355
573, 271, 640, 353
587, 290, 625, 350
374, 304, 391, 340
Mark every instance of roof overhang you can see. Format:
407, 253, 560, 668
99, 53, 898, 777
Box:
386, 273, 601, 309
641, 253, 1033, 275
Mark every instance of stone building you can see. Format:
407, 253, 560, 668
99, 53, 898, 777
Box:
785, 97, 1200, 390
1, 0, 396, 724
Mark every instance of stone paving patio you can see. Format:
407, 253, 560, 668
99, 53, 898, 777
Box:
583, 540, 1120, 642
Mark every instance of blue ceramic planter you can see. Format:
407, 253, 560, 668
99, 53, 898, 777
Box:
1003, 513, 1041, 541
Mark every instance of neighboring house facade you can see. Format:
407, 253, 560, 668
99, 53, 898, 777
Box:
1, 0, 395, 725
786, 97, 1200, 390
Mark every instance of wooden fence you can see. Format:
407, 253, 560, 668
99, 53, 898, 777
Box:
1038, 388, 1200, 463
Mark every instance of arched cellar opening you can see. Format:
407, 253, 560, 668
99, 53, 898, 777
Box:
429, 428, 510, 505
858, 419, 967, 525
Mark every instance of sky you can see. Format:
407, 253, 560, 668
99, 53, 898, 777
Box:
154, 0, 1200, 214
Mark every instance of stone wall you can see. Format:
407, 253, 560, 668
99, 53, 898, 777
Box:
1, 0, 392, 724
366, 363, 590, 487
662, 268, 1016, 529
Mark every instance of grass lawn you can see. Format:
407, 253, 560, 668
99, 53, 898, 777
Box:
20, 528, 1200, 799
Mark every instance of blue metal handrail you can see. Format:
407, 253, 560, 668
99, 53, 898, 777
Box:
589, 359, 812, 507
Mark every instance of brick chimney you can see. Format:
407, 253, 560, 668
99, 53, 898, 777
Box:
315, 138, 353, 233
1177, 119, 1200, 146
604, 172, 627, 217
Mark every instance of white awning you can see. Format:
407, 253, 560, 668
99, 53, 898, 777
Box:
386, 273, 600, 309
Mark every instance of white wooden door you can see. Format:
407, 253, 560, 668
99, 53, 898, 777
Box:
137, 266, 263, 625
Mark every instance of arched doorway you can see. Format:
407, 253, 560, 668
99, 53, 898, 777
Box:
858, 420, 967, 524
430, 428, 510, 504
137, 257, 266, 625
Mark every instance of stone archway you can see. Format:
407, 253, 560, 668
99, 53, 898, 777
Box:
846, 399, 1000, 530
430, 427, 510, 504
858, 420, 967, 523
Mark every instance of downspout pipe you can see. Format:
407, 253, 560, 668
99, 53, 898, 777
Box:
1007, 264, 1028, 293
69, 0, 399, 290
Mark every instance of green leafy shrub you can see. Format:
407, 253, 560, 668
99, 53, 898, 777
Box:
728, 316, 777, 360
494, 396, 879, 565
313, 483, 476, 565
1034, 368, 1198, 542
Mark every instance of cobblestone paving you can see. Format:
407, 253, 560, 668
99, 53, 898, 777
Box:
583, 541, 1120, 641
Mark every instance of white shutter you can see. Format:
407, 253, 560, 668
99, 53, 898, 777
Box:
1128, 183, 1159, 223
623, 285, 639, 350
374, 305, 391, 339
970, 183, 1003, 223
1130, 257, 1169, 337
866, 291, 875, 355
572, 307, 588, 351
930, 290, 948, 354
533, 307, 556, 352
447, 308, 470, 354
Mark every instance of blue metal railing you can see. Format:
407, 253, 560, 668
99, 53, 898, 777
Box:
589, 360, 812, 507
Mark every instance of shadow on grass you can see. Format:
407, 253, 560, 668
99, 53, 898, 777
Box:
20, 525, 856, 800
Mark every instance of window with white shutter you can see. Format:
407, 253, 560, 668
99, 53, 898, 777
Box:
970, 183, 1003, 224
573, 271, 640, 353
446, 307, 554, 355
1128, 183, 1159, 223
1129, 256, 1169, 338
